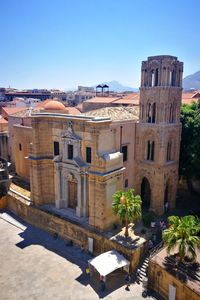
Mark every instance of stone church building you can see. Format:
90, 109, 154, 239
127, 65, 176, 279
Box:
14, 55, 183, 231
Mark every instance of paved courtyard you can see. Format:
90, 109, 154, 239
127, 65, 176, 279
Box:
0, 211, 162, 300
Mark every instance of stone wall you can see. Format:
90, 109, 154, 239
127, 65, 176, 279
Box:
148, 260, 200, 300
7, 193, 146, 271
12, 125, 32, 181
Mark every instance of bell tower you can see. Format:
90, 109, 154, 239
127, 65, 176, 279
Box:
134, 55, 183, 215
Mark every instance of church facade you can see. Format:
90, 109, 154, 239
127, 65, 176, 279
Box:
28, 55, 183, 231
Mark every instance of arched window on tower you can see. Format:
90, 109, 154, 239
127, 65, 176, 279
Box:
147, 103, 156, 123
147, 140, 155, 161
151, 70, 155, 87
147, 141, 151, 160
172, 70, 176, 86
169, 70, 173, 86
151, 141, 155, 161
166, 141, 172, 161
147, 103, 151, 122
173, 104, 176, 123
152, 103, 156, 123
169, 104, 173, 123
155, 68, 159, 86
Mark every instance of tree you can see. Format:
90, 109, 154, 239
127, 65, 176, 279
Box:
112, 189, 142, 237
180, 100, 200, 193
163, 215, 200, 262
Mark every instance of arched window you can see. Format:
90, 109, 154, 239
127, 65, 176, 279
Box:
166, 141, 172, 161
147, 103, 151, 122
151, 70, 155, 87
147, 140, 155, 161
169, 104, 173, 123
147, 141, 151, 160
169, 71, 172, 86
155, 68, 159, 86
173, 105, 176, 123
147, 103, 156, 123
141, 177, 151, 210
125, 179, 128, 188
172, 70, 176, 86
152, 103, 156, 123
151, 141, 155, 161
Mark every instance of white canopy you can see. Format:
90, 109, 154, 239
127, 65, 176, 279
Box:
88, 250, 130, 276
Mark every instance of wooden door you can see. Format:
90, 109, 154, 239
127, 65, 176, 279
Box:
68, 181, 77, 209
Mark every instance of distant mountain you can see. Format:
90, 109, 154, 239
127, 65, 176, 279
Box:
95, 81, 138, 92
183, 71, 200, 91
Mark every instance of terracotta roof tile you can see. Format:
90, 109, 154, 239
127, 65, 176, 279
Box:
182, 91, 200, 104
0, 117, 8, 124
82, 106, 139, 121
1, 107, 27, 117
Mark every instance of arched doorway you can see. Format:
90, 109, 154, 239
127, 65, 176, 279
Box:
164, 182, 170, 204
141, 177, 151, 210
164, 184, 169, 203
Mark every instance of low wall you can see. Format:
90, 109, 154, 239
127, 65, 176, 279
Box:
7, 193, 146, 271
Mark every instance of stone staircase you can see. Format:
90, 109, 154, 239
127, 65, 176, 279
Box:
137, 241, 164, 284
137, 254, 150, 283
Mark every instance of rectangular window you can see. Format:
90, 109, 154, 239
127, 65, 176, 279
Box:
68, 144, 73, 159
86, 147, 92, 163
54, 141, 59, 156
19, 143, 22, 151
122, 145, 128, 162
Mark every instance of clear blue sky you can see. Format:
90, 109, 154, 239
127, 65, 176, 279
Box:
1, 0, 200, 90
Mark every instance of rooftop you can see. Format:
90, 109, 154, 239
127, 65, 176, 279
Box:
82, 106, 139, 121
84, 96, 120, 104
182, 90, 200, 104
0, 117, 8, 124
1, 107, 27, 117
150, 247, 200, 295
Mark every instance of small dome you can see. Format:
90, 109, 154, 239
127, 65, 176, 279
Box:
44, 100, 66, 111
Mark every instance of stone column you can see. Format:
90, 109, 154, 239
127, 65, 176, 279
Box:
76, 174, 82, 217
62, 170, 68, 208
82, 173, 88, 217
55, 164, 62, 209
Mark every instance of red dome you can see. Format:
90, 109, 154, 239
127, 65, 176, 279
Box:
44, 100, 66, 111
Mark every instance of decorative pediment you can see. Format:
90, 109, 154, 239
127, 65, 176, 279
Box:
61, 121, 81, 141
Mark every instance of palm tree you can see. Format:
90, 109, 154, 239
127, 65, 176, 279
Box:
112, 189, 142, 237
163, 215, 200, 262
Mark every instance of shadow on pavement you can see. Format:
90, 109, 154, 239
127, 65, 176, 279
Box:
5, 210, 127, 298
